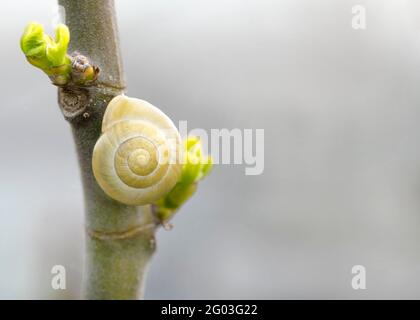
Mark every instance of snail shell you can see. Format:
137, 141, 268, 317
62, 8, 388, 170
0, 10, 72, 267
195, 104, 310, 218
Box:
92, 95, 182, 205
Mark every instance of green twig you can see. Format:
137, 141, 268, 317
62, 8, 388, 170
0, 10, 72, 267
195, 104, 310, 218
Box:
58, 0, 156, 299
21, 0, 213, 300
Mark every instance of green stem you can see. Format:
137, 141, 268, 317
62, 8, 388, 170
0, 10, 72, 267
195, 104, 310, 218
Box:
58, 0, 157, 300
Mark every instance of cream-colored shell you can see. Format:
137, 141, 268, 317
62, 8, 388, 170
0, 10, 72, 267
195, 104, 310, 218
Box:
92, 95, 182, 205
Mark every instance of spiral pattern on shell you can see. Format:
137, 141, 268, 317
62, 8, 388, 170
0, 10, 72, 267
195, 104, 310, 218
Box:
92, 95, 182, 205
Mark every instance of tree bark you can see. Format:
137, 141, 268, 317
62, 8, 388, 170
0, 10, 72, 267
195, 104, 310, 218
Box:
57, 0, 157, 300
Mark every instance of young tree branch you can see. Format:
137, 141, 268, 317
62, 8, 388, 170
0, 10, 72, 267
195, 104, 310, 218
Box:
57, 0, 157, 300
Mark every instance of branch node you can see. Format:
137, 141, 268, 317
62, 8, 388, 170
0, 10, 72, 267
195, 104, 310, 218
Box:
58, 87, 89, 120
87, 223, 157, 241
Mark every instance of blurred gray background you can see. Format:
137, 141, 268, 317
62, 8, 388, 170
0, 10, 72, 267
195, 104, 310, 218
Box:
1, 0, 420, 299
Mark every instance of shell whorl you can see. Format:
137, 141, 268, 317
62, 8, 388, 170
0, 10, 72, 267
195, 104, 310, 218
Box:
92, 95, 182, 206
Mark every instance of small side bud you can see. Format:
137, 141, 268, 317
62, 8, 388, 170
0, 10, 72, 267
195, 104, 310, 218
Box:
70, 53, 100, 85
20, 22, 71, 85
154, 136, 213, 224
20, 22, 99, 86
